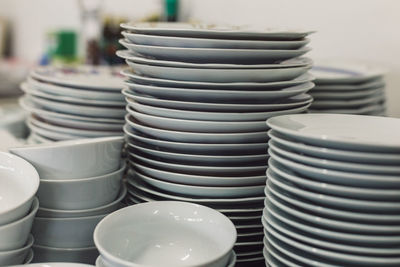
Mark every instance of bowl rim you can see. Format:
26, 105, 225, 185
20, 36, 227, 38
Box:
94, 200, 237, 267
0, 197, 39, 231
32, 243, 97, 251
0, 234, 34, 255
0, 152, 40, 218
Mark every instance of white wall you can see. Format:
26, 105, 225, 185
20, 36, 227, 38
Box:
1, 0, 399, 116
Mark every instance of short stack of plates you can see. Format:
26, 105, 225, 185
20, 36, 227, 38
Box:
309, 61, 386, 115
118, 22, 315, 266
263, 113, 400, 267
20, 65, 126, 143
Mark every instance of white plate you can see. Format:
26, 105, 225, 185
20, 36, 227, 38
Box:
19, 97, 125, 124
124, 80, 314, 101
311, 87, 383, 100
29, 132, 54, 143
268, 130, 400, 164
311, 93, 384, 108
28, 95, 126, 119
123, 90, 313, 112
21, 82, 125, 107
30, 65, 123, 90
128, 143, 267, 165
130, 109, 269, 133
121, 22, 313, 40
311, 61, 385, 84
132, 162, 266, 186
129, 153, 267, 176
269, 140, 400, 175
128, 100, 311, 122
121, 31, 310, 49
266, 114, 400, 152
27, 77, 124, 101
27, 121, 80, 141
308, 103, 385, 115
125, 116, 268, 143
134, 171, 265, 198
121, 68, 315, 90
267, 168, 400, 212
263, 240, 298, 267
118, 49, 312, 68
313, 79, 384, 91
268, 159, 400, 200
28, 116, 122, 138
124, 125, 267, 154
128, 61, 310, 83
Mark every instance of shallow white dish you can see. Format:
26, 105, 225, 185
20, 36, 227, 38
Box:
0, 198, 38, 251
118, 49, 312, 68
30, 65, 123, 90
124, 90, 313, 112
135, 171, 265, 198
125, 118, 268, 143
27, 77, 124, 101
268, 130, 400, 164
0, 152, 39, 225
311, 93, 384, 109
94, 201, 236, 267
32, 244, 98, 264
121, 22, 312, 40
9, 136, 123, 179
313, 78, 384, 91
266, 114, 400, 152
27, 121, 87, 141
124, 81, 314, 101
311, 87, 383, 100
0, 235, 34, 266
15, 263, 94, 267
121, 69, 314, 90
122, 30, 309, 49
36, 163, 125, 210
308, 103, 385, 115
128, 61, 310, 83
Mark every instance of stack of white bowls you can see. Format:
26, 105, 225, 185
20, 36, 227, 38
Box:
19, 65, 126, 143
93, 201, 237, 267
13, 263, 94, 267
309, 61, 386, 115
0, 152, 39, 266
117, 22, 314, 266
9, 136, 126, 264
262, 114, 400, 266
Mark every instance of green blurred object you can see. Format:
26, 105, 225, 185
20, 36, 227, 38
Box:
53, 30, 78, 63
165, 0, 178, 22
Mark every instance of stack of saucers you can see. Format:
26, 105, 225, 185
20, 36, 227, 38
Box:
20, 65, 126, 143
117, 22, 314, 265
309, 61, 386, 115
0, 152, 39, 266
263, 114, 400, 266
9, 137, 126, 264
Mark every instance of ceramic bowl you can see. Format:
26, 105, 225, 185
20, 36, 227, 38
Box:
32, 213, 106, 248
94, 201, 236, 267
0, 234, 34, 265
0, 152, 39, 225
9, 136, 124, 180
32, 244, 98, 264
0, 197, 38, 250
16, 263, 93, 267
36, 184, 127, 218
24, 249, 33, 264
36, 163, 125, 210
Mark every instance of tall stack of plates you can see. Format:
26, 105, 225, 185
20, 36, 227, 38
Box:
19, 65, 126, 143
118, 22, 314, 266
309, 61, 386, 115
263, 114, 400, 266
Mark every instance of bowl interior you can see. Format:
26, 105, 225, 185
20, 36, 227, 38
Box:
95, 201, 236, 266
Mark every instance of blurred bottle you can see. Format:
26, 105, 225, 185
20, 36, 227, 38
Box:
164, 0, 179, 22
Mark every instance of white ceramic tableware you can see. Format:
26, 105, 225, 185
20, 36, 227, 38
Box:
0, 234, 33, 266
0, 198, 38, 250
24, 249, 34, 264
311, 87, 382, 99
27, 121, 86, 141
36, 163, 125, 210
94, 201, 236, 267
32, 213, 106, 248
9, 136, 123, 179
14, 263, 94, 267
311, 93, 384, 109
0, 152, 39, 225
32, 244, 98, 264
313, 79, 384, 91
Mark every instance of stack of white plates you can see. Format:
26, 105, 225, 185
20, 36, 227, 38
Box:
309, 61, 386, 115
263, 114, 400, 266
19, 65, 126, 143
117, 22, 314, 265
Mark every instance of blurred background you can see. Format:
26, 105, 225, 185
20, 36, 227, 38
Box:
0, 0, 399, 116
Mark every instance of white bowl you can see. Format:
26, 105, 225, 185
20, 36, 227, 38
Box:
0, 197, 38, 250
0, 234, 34, 265
24, 249, 34, 264
36, 184, 127, 218
32, 244, 98, 264
36, 163, 125, 210
9, 136, 124, 180
32, 213, 106, 248
94, 201, 236, 267
16, 263, 93, 267
0, 152, 39, 225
